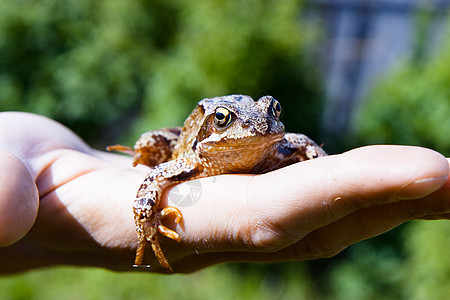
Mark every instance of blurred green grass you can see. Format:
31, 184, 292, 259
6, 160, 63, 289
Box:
0, 263, 316, 300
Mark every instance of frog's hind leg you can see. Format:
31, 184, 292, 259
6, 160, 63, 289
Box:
107, 127, 181, 167
131, 128, 181, 167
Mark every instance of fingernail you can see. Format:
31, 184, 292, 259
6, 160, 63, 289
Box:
395, 176, 448, 200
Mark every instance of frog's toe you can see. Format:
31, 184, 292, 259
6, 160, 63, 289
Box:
160, 206, 183, 223
106, 144, 135, 155
158, 207, 182, 242
157, 224, 181, 242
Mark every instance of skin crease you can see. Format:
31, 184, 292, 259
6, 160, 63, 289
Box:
0, 111, 449, 274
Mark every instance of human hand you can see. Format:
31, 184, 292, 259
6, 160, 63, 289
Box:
0, 112, 448, 274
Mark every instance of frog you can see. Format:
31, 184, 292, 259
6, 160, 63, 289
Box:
107, 94, 327, 273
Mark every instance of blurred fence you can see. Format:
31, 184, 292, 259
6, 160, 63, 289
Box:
305, 0, 450, 138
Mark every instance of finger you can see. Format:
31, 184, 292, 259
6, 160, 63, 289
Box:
0, 112, 92, 179
288, 180, 450, 260
416, 170, 450, 220
384, 158, 450, 222
243, 145, 448, 248
172, 153, 450, 270
0, 151, 39, 246
170, 182, 450, 273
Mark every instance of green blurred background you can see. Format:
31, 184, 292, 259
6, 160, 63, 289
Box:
0, 0, 449, 299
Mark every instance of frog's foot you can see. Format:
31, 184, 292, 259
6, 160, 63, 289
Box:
148, 230, 173, 273
145, 207, 182, 272
133, 207, 182, 272
107, 144, 145, 167
158, 206, 182, 242
133, 234, 173, 273
133, 218, 174, 273
133, 209, 154, 268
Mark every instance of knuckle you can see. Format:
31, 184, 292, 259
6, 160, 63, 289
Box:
242, 219, 297, 252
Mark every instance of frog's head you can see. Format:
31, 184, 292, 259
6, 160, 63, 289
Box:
193, 95, 285, 172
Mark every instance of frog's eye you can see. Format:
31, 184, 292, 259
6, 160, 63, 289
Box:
270, 99, 282, 118
214, 107, 232, 127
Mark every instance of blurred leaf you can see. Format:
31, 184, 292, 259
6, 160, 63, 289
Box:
0, 0, 177, 145
138, 0, 323, 139
347, 16, 450, 300
0, 264, 317, 300
353, 23, 450, 156
0, 0, 323, 148
403, 221, 450, 300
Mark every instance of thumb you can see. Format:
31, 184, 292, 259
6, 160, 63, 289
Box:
0, 151, 39, 246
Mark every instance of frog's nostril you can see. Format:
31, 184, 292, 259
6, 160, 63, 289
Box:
242, 119, 251, 128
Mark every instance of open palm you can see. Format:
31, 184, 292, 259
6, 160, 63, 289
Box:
0, 112, 448, 274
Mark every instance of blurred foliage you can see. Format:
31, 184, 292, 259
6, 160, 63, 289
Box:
347, 18, 450, 300
0, 0, 323, 147
403, 221, 450, 300
0, 0, 153, 144
140, 0, 323, 136
324, 221, 450, 300
353, 23, 450, 156
0, 264, 318, 300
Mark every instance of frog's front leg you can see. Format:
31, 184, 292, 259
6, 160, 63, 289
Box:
133, 189, 182, 272
133, 159, 201, 272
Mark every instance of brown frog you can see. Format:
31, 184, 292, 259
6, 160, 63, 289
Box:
108, 95, 327, 272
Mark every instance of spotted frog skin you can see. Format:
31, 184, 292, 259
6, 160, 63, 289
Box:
108, 95, 327, 272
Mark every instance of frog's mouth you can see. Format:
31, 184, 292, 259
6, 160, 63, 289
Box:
199, 133, 284, 153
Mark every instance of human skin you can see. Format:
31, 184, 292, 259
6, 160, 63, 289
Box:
0, 112, 449, 274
